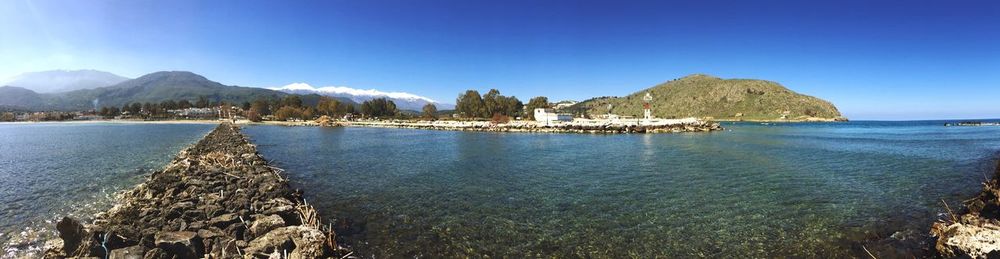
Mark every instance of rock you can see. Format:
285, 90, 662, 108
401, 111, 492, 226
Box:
250, 214, 286, 236
245, 226, 327, 258
154, 231, 202, 257
42, 238, 65, 258
208, 213, 240, 228
197, 228, 225, 239
56, 217, 87, 254
109, 245, 146, 259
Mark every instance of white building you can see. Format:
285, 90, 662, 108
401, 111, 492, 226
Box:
534, 108, 572, 124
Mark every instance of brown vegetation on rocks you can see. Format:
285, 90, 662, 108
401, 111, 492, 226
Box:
931, 159, 1000, 258
43, 123, 351, 258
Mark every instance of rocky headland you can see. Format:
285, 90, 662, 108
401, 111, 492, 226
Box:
42, 122, 350, 258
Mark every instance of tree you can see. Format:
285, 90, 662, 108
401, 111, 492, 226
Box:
196, 96, 209, 108
178, 100, 193, 109
503, 96, 523, 117
422, 103, 438, 119
483, 89, 502, 117
316, 96, 344, 116
241, 101, 251, 111
130, 103, 142, 115
525, 96, 550, 120
99, 107, 110, 116
456, 90, 485, 118
160, 100, 178, 110
361, 98, 397, 118
282, 95, 303, 108
1, 112, 14, 122
274, 106, 303, 121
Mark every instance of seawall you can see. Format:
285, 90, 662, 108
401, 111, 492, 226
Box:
348, 119, 722, 134
43, 123, 349, 258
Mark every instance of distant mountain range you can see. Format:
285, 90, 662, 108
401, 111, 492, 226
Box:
270, 83, 454, 111
0, 71, 291, 111
568, 74, 843, 120
0, 70, 843, 121
0, 70, 449, 112
1, 70, 129, 93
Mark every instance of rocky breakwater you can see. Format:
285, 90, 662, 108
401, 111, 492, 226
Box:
43, 123, 350, 258
931, 158, 1000, 258
350, 119, 722, 134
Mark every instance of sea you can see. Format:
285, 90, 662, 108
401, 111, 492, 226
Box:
3, 120, 1000, 257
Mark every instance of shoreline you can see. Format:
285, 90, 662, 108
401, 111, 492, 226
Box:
345, 118, 723, 134
42, 122, 349, 258
930, 156, 1000, 257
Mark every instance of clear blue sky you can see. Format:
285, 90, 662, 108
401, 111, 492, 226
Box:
1, 0, 997, 120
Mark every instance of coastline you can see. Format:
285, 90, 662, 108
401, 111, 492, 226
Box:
42, 122, 349, 258
930, 157, 1000, 257
345, 118, 722, 134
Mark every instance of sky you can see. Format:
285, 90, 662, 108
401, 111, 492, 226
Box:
0, 0, 997, 120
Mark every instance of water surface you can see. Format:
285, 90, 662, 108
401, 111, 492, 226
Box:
244, 121, 1000, 257
0, 122, 213, 255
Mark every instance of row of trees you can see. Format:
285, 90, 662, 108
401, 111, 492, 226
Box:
455, 89, 552, 120
249, 95, 358, 121
455, 89, 525, 118
360, 98, 398, 118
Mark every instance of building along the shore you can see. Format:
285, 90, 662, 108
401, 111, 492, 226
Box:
534, 108, 573, 124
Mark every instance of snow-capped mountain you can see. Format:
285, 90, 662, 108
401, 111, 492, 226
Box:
270, 83, 454, 111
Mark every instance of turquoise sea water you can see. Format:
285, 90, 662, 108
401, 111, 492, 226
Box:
1, 121, 999, 257
242, 121, 1000, 257
0, 122, 213, 255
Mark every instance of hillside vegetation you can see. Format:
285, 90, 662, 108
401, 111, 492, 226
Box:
568, 74, 843, 121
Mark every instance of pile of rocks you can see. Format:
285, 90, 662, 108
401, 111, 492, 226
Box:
43, 123, 350, 258
931, 158, 1000, 258
351, 120, 723, 134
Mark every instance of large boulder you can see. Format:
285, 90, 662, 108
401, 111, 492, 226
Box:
56, 217, 88, 254
245, 226, 327, 259
109, 245, 146, 259
154, 231, 202, 257
250, 214, 286, 236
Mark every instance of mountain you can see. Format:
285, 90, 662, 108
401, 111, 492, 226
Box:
0, 71, 293, 111
1, 70, 129, 93
0, 86, 48, 110
568, 74, 843, 121
77, 71, 287, 109
270, 83, 454, 111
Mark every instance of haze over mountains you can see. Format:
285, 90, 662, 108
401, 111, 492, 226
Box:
0, 70, 446, 112
1, 70, 129, 93
270, 83, 454, 111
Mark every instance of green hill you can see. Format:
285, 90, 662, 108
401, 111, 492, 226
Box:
568, 74, 844, 121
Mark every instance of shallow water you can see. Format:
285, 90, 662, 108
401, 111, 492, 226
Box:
1, 121, 998, 257
243, 121, 1000, 257
0, 122, 213, 256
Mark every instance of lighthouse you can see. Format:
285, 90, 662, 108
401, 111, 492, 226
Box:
642, 92, 653, 120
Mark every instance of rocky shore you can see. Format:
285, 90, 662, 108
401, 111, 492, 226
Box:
931, 158, 1000, 258
42, 122, 350, 258
348, 119, 722, 134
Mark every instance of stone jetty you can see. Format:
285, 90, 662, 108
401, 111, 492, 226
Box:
931, 158, 1000, 258
43, 123, 350, 258
348, 118, 722, 134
